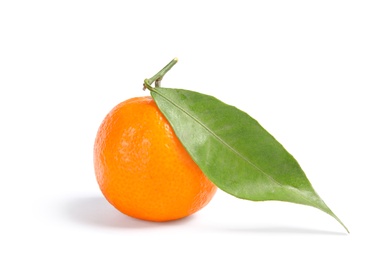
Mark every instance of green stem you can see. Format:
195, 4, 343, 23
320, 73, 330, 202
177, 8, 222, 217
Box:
143, 58, 178, 90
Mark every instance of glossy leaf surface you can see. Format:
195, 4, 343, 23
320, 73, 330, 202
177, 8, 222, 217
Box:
150, 87, 347, 232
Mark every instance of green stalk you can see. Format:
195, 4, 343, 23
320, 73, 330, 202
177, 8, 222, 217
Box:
143, 58, 178, 90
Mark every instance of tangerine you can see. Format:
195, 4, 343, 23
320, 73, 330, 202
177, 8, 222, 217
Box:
94, 96, 217, 222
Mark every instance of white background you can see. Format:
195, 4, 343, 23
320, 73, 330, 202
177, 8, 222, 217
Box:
1, 0, 383, 259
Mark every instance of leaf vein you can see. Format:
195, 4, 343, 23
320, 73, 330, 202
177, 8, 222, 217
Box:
152, 89, 290, 189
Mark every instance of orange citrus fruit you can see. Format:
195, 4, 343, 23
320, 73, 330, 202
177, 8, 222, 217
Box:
94, 96, 217, 222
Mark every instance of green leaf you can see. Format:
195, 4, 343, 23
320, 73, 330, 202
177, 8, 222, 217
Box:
150, 87, 348, 232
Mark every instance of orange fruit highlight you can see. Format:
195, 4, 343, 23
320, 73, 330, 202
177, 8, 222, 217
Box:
94, 96, 217, 222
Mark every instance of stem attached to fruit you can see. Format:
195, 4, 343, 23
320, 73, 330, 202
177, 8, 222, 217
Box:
143, 58, 178, 90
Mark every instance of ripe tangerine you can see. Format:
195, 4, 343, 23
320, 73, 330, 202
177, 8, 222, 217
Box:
94, 96, 216, 221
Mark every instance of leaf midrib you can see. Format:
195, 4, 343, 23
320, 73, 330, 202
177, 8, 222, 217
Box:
152, 89, 313, 199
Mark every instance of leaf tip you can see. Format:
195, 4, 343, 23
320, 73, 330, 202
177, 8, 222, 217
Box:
324, 207, 349, 234
336, 216, 350, 234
